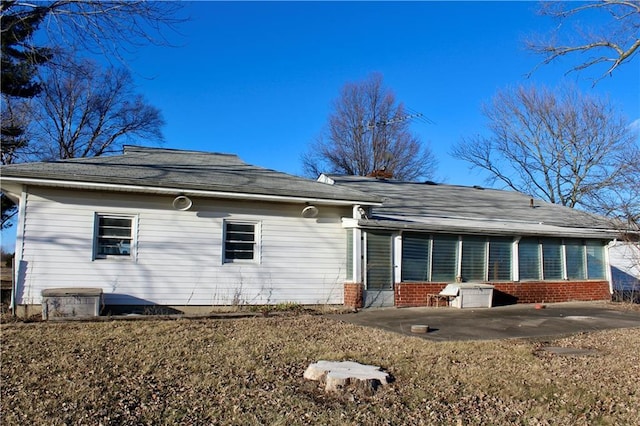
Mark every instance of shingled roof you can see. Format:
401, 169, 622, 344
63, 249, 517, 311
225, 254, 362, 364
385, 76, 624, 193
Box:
324, 175, 616, 239
0, 146, 381, 205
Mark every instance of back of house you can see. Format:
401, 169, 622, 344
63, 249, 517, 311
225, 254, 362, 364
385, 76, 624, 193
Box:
0, 146, 623, 316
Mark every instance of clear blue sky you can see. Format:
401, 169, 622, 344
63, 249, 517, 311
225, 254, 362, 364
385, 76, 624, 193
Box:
128, 1, 638, 184
2, 1, 639, 251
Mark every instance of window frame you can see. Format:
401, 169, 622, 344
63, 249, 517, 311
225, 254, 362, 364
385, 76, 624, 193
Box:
93, 213, 138, 261
222, 220, 261, 264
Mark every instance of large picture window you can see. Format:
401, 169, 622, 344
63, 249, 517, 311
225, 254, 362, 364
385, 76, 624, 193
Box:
94, 214, 135, 259
224, 221, 259, 263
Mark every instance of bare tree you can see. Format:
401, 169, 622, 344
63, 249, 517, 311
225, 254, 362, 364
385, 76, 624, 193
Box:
302, 73, 436, 181
1, 1, 184, 64
1, 1, 183, 229
26, 57, 164, 161
527, 1, 640, 83
452, 84, 638, 213
1, 94, 33, 165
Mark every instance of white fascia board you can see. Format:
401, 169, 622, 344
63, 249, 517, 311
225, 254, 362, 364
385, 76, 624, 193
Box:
0, 176, 381, 206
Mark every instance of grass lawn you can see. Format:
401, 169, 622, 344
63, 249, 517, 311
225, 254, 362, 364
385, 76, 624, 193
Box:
2, 314, 639, 425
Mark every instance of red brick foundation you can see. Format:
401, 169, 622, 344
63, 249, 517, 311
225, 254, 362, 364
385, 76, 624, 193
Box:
492, 280, 610, 304
344, 283, 363, 308
395, 283, 448, 307
393, 280, 610, 307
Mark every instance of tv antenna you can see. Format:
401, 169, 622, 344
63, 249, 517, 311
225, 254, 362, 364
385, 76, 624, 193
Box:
364, 110, 433, 131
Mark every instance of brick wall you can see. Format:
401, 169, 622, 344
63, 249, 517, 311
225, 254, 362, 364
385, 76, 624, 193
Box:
393, 280, 610, 307
395, 283, 448, 307
492, 280, 610, 304
344, 283, 363, 308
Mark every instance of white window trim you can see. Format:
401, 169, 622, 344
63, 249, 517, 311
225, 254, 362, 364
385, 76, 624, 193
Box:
92, 213, 138, 261
222, 220, 261, 265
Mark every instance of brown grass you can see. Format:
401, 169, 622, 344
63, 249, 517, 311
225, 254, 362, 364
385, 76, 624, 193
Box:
2, 315, 639, 425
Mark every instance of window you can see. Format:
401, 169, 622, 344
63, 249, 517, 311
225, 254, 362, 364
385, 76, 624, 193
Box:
431, 235, 458, 282
565, 239, 586, 280
586, 241, 606, 279
518, 238, 607, 281
402, 233, 431, 281
346, 230, 354, 281
94, 214, 135, 259
401, 234, 513, 283
542, 238, 563, 280
461, 236, 487, 281
565, 239, 607, 280
224, 221, 259, 263
488, 238, 512, 281
519, 238, 541, 280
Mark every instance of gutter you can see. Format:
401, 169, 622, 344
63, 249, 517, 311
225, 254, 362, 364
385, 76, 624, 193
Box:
0, 176, 382, 207
357, 218, 619, 240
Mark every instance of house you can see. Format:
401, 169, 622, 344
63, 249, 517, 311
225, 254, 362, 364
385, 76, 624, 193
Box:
322, 175, 617, 308
0, 146, 620, 315
0, 146, 381, 315
609, 241, 640, 302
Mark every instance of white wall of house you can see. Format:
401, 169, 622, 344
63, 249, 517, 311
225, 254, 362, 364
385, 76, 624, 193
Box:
609, 241, 640, 291
15, 187, 350, 306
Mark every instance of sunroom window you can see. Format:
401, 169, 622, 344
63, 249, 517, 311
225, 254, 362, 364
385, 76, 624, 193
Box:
518, 238, 541, 280
402, 234, 513, 282
461, 236, 487, 281
542, 238, 563, 280
488, 237, 512, 281
518, 238, 607, 281
431, 235, 458, 282
402, 233, 431, 281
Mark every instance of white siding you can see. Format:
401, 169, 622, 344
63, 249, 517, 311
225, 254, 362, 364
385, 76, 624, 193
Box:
16, 188, 350, 306
609, 242, 640, 291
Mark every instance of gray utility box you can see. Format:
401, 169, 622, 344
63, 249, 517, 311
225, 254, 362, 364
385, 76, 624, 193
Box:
42, 288, 103, 320
439, 283, 494, 309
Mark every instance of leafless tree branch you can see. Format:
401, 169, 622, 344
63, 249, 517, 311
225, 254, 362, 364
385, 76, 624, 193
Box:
527, 0, 640, 84
452, 84, 638, 220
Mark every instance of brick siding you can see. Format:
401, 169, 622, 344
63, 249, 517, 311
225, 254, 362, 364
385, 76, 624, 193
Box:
392, 280, 610, 307
344, 283, 363, 308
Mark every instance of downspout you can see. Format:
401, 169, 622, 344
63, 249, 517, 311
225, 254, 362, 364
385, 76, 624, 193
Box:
11, 187, 27, 316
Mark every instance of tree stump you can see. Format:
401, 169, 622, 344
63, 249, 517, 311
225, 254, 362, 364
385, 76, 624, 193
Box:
304, 360, 391, 394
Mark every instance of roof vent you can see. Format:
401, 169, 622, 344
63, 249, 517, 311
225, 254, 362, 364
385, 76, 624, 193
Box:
424, 180, 437, 185
473, 185, 484, 190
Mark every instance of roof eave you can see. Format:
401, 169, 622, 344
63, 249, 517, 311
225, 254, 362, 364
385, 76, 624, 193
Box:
358, 219, 618, 240
0, 176, 382, 206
